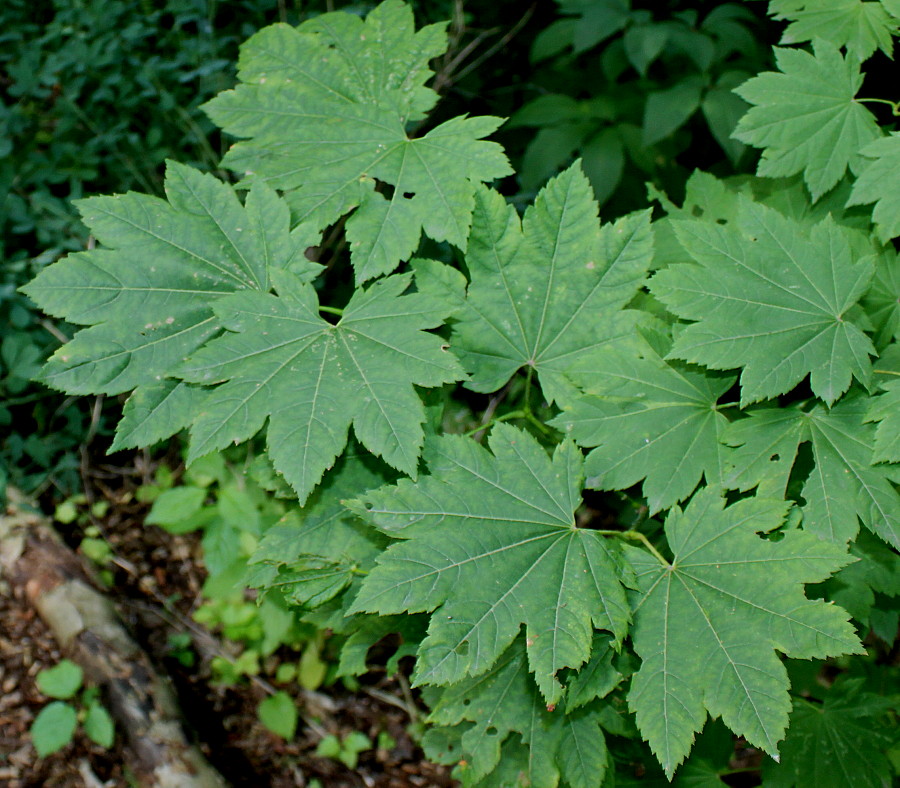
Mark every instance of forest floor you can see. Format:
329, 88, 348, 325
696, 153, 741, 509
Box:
0, 448, 454, 787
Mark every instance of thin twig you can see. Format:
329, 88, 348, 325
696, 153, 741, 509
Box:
449, 4, 536, 86
85, 395, 104, 445
172, 104, 225, 177
39, 319, 70, 344
363, 685, 420, 723
470, 379, 514, 440
432, 27, 502, 94
79, 396, 106, 508
396, 672, 420, 725
129, 597, 334, 737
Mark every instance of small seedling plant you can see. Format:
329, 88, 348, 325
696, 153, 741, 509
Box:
23, 1, 900, 784
30, 660, 114, 757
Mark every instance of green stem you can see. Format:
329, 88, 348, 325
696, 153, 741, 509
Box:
319, 305, 343, 316
874, 368, 900, 377
520, 364, 557, 437
523, 364, 535, 415
172, 104, 225, 176
596, 529, 668, 565
714, 400, 742, 410
856, 97, 900, 115
525, 409, 557, 438
4, 391, 56, 407
464, 410, 527, 436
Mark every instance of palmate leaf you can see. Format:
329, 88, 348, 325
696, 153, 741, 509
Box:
109, 380, 198, 452
550, 327, 734, 514
866, 344, 900, 463
847, 132, 900, 243
349, 424, 632, 705
778, 0, 898, 61
178, 270, 463, 504
565, 633, 624, 712
246, 450, 390, 608
861, 249, 900, 349
424, 639, 611, 788
650, 170, 866, 272
417, 163, 654, 405
867, 380, 900, 463
204, 0, 511, 283
626, 488, 862, 778
22, 162, 317, 401
723, 396, 900, 548
817, 531, 900, 634
761, 678, 898, 788
733, 40, 880, 200
650, 197, 876, 405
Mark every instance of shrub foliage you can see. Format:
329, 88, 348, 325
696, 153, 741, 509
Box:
24, 0, 900, 784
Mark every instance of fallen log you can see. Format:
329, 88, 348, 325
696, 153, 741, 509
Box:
0, 488, 227, 788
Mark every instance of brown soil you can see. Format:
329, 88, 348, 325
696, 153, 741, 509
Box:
1, 447, 455, 787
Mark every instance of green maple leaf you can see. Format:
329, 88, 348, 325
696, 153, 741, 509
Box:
416, 163, 654, 405
246, 451, 390, 608
649, 197, 876, 405
861, 249, 900, 349
22, 162, 317, 400
866, 342, 900, 463
848, 132, 900, 243
178, 270, 463, 504
733, 40, 880, 200
349, 424, 631, 705
763, 0, 807, 15
204, 0, 511, 283
425, 640, 611, 788
817, 531, 900, 632
723, 396, 900, 548
649, 170, 865, 273
626, 487, 862, 778
550, 327, 734, 514
778, 0, 898, 61
109, 380, 198, 452
761, 678, 898, 788
565, 633, 624, 711
867, 376, 900, 464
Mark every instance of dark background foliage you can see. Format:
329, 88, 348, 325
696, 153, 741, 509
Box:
3, 3, 899, 785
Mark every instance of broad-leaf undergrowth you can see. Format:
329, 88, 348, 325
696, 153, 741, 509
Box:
23, 1, 900, 784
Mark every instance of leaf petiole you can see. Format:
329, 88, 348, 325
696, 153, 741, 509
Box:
518, 365, 558, 438
318, 305, 343, 316
464, 410, 527, 436
523, 364, 535, 414
596, 529, 668, 565
856, 97, 900, 115
524, 409, 557, 438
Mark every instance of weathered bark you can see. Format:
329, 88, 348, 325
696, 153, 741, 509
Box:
0, 488, 227, 788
